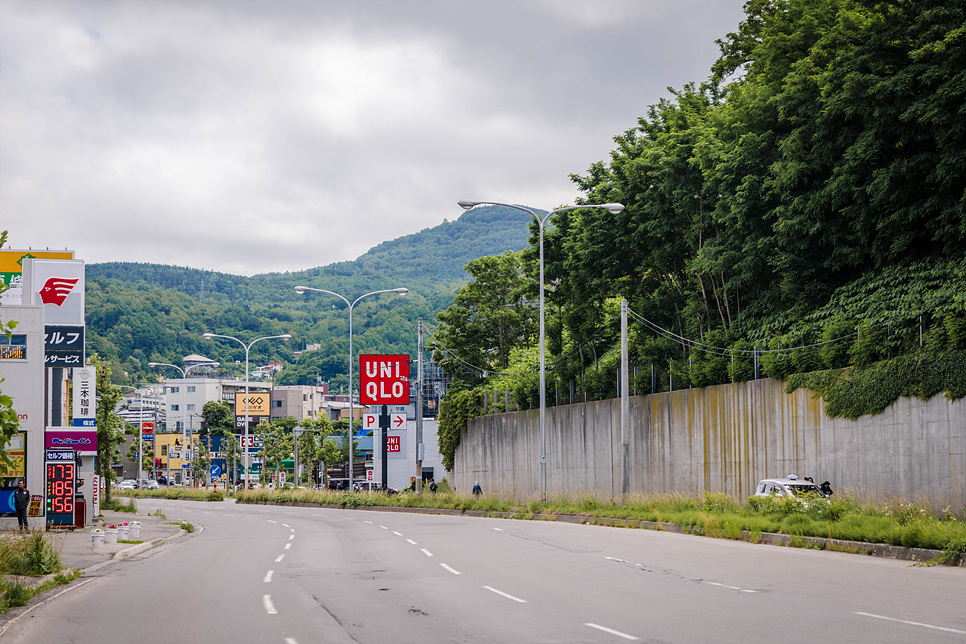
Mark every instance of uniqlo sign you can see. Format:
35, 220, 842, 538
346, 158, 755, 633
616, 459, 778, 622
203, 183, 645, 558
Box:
359, 354, 410, 405
387, 435, 401, 452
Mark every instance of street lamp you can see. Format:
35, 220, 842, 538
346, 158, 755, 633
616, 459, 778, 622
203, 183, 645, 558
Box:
148, 361, 220, 484
457, 200, 624, 502
293, 285, 408, 490
200, 333, 291, 488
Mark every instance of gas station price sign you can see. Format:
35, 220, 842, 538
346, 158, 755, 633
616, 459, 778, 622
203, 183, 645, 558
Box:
46, 462, 76, 523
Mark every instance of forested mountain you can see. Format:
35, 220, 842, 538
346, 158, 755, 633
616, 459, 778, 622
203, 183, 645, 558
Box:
85, 205, 534, 387
433, 0, 966, 467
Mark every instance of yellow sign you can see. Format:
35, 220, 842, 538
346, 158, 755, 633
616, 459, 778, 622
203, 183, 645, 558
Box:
0, 433, 26, 477
235, 392, 270, 416
0, 249, 74, 286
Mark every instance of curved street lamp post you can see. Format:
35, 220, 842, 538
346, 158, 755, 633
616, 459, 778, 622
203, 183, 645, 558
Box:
293, 286, 408, 490
457, 200, 624, 502
148, 361, 220, 484
200, 334, 292, 487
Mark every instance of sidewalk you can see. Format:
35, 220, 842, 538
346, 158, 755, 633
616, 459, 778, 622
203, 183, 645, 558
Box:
45, 508, 188, 574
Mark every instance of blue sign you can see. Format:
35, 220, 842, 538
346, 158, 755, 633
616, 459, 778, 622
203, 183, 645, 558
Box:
210, 464, 221, 477
72, 418, 95, 427
45, 450, 75, 461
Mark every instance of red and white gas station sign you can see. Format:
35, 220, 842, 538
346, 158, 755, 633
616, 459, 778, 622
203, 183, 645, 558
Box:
359, 354, 410, 405
387, 435, 401, 452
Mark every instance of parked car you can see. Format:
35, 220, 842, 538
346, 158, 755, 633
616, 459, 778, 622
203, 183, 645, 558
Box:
754, 475, 826, 499
353, 481, 398, 495
116, 479, 138, 490
143, 479, 160, 490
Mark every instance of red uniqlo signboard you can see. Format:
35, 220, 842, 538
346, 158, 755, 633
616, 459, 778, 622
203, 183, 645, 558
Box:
387, 435, 401, 452
359, 354, 410, 405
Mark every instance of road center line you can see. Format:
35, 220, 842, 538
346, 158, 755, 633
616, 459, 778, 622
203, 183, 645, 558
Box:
263, 595, 277, 615
585, 623, 639, 640
282, 523, 290, 528
288, 534, 294, 540
701, 581, 758, 593
440, 563, 461, 575
854, 612, 966, 635
483, 586, 527, 603
275, 554, 285, 563
284, 543, 291, 550
393, 531, 403, 536
421, 548, 433, 557
407, 539, 417, 545
267, 520, 277, 524
263, 570, 273, 583
285, 639, 298, 644
379, 525, 388, 530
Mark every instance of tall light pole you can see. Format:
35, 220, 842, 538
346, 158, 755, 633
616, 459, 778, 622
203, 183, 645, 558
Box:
457, 200, 624, 502
201, 333, 291, 488
293, 285, 408, 490
148, 361, 219, 483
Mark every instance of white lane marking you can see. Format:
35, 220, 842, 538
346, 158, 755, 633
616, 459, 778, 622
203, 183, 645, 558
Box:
282, 523, 290, 528
363, 520, 373, 524
290, 528, 295, 533
493, 527, 503, 531
379, 525, 388, 530
701, 581, 758, 593
285, 639, 298, 644
263, 595, 277, 615
440, 563, 461, 575
268, 520, 277, 524
263, 570, 273, 583
284, 543, 292, 550
275, 554, 285, 563
406, 539, 417, 545
483, 586, 527, 603
585, 623, 639, 641
855, 612, 966, 635
421, 548, 433, 557
393, 531, 403, 536
288, 534, 294, 540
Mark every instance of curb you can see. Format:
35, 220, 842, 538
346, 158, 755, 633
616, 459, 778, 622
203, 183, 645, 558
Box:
237, 499, 965, 567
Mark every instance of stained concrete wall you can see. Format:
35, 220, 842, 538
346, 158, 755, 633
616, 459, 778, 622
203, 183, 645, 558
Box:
454, 378, 966, 510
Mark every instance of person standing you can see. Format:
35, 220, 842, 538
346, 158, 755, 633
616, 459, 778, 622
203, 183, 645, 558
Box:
472, 481, 482, 498
14, 479, 30, 530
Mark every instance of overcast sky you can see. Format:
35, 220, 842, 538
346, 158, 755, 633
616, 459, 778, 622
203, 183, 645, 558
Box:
1, 0, 747, 276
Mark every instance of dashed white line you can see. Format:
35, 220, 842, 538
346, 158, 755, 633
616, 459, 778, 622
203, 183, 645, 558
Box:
421, 548, 433, 557
393, 531, 403, 536
855, 612, 966, 635
363, 520, 373, 524
275, 554, 285, 563
700, 581, 758, 593
263, 570, 273, 583
585, 623, 638, 640
406, 539, 417, 545
493, 528, 503, 531
288, 534, 294, 540
263, 595, 277, 615
282, 523, 290, 528
379, 525, 388, 530
267, 520, 277, 524
284, 543, 291, 550
440, 563, 461, 575
483, 586, 527, 603
284, 639, 298, 644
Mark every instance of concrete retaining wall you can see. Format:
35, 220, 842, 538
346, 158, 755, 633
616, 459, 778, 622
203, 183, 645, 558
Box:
454, 378, 966, 510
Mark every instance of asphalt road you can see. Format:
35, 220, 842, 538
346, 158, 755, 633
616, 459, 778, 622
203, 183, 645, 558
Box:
4, 499, 965, 643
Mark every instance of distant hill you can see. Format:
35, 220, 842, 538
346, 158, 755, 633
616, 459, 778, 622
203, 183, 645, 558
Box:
84, 205, 538, 387
88, 205, 537, 304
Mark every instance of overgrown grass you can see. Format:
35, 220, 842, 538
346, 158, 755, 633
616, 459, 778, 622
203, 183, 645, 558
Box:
0, 530, 63, 576
100, 496, 138, 513
235, 488, 966, 561
0, 568, 81, 613
114, 489, 224, 502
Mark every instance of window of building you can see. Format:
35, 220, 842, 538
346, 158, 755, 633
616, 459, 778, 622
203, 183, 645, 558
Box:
187, 404, 195, 411
187, 386, 196, 393
161, 445, 168, 456
272, 400, 282, 408
168, 386, 179, 394
171, 404, 180, 411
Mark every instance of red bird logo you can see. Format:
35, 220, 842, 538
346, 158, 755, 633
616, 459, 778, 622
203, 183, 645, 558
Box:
39, 277, 79, 306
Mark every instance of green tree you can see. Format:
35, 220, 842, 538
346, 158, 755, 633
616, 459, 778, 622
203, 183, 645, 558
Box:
125, 431, 155, 474
0, 230, 21, 461
94, 356, 125, 503
201, 401, 234, 434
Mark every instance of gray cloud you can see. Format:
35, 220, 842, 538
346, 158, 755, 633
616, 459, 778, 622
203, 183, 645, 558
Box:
0, 0, 746, 276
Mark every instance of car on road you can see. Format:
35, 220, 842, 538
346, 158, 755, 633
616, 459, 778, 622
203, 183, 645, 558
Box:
116, 479, 138, 490
143, 479, 160, 490
754, 476, 826, 499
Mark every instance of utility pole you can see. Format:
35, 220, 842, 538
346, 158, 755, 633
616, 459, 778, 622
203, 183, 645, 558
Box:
416, 317, 424, 494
